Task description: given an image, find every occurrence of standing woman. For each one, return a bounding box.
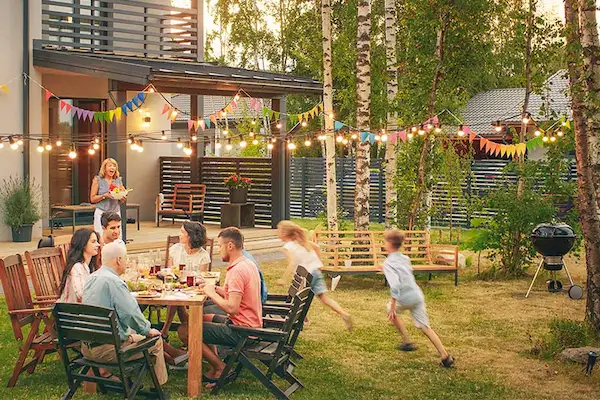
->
[90,158,126,235]
[58,228,100,303]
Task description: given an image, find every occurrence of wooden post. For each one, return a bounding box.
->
[271,97,289,227]
[107,84,128,241]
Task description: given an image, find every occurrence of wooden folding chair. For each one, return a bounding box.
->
[53,303,166,400]
[25,247,65,304]
[212,287,315,399]
[0,255,55,387]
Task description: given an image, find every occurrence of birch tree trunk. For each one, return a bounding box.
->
[354,0,372,231]
[573,0,600,331]
[578,0,600,204]
[322,0,338,231]
[384,0,398,229]
[407,9,451,230]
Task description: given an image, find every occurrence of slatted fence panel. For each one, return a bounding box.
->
[160,157,192,195]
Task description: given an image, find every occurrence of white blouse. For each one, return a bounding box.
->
[169,243,211,273]
[58,262,91,303]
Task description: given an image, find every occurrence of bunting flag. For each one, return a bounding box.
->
[469,132,476,143]
[115,107,122,121]
[0,84,8,94]
[64,103,72,114]
[108,110,115,122]
[44,89,53,102]
[209,114,217,125]
[162,104,171,115]
[398,131,407,143]
[187,120,194,131]
[199,119,206,130]
[334,121,344,131]
[204,118,211,129]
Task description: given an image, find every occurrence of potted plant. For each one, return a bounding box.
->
[0,176,42,242]
[224,174,252,204]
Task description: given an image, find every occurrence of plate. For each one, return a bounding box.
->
[132,291,161,298]
[202,272,219,278]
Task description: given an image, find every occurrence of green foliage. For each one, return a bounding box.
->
[0,176,42,229]
[530,319,599,360]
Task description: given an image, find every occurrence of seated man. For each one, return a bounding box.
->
[82,241,168,385]
[242,248,268,304]
[100,211,121,245]
[202,227,263,382]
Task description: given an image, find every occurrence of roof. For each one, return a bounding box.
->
[460,71,571,135]
[33,44,322,98]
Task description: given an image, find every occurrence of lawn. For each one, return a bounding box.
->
[0,252,598,399]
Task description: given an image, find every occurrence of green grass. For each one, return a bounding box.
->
[0,258,598,399]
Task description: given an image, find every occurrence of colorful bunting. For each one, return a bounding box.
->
[44,89,53,102]
[0,84,8,94]
[162,104,171,115]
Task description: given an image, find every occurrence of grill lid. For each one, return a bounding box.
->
[530,223,576,257]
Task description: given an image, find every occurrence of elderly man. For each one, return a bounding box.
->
[202,227,263,383]
[82,241,168,385]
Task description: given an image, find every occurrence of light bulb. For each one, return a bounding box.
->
[131,142,139,151]
[183,147,193,156]
[56,138,62,147]
[329,112,334,119]
[191,134,198,141]
[426,124,433,130]
[177,138,183,149]
[434,124,442,133]
[407,133,414,140]
[37,140,44,153]
[556,130,564,137]
[223,129,229,135]
[252,139,259,145]
[17,138,23,146]
[93,143,100,150]
[342,138,349,145]
[271,137,277,143]
[418,124,425,135]
[88,147,96,155]
[522,114,530,124]
[411,126,417,133]
[239,140,247,148]
[226,143,233,151]
[128,136,134,144]
[305,139,312,147]
[267,142,274,150]
[549,136,556,142]
[374,134,381,141]
[161,131,167,140]
[221,111,227,118]
[542,136,549,143]
[457,125,465,137]
[45,142,53,151]
[561,121,567,126]
[9,137,18,150]
[318,135,326,141]
[0,142,4,149]
[534,130,541,137]
[381,134,388,142]
[276,122,282,129]
[287,142,296,150]
[10,143,18,150]
[94,137,100,144]
[251,120,256,125]
[336,135,343,143]
[215,142,222,149]
[249,131,255,137]
[351,133,358,140]
[68,149,77,159]
[301,121,307,127]
[137,141,144,152]
[234,94,240,101]
[171,110,178,119]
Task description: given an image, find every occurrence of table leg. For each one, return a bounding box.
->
[187,304,203,397]
[72,211,76,233]
[137,207,140,230]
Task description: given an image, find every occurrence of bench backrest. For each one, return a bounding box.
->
[313,230,431,269]
[171,184,206,213]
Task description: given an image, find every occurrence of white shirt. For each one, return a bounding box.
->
[283,241,322,273]
[169,243,211,273]
[382,252,424,306]
[59,262,91,303]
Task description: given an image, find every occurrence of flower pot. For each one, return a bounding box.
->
[11,224,33,242]
[229,188,248,204]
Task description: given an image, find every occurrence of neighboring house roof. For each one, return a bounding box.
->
[171,95,272,122]
[460,70,571,135]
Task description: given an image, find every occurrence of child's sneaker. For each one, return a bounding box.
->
[342,314,353,331]
[399,342,417,351]
[441,354,455,368]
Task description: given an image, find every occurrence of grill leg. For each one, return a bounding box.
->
[526,259,544,298]
[563,261,575,286]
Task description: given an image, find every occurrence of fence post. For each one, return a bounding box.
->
[339,158,345,215]
[301,158,307,218]
[378,160,384,223]
[466,160,473,229]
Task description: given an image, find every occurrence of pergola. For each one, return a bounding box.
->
[33,45,323,238]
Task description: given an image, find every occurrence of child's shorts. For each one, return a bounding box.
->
[386,300,431,329]
[310,269,328,296]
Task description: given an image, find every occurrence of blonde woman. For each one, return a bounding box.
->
[90,158,126,235]
[277,220,353,331]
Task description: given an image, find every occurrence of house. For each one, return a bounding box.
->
[0,0,321,241]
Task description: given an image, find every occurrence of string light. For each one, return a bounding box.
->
[561,121,567,127]
[287,141,297,150]
[128,136,134,144]
[239,137,247,148]
[252,139,259,145]
[131,140,139,151]
[407,132,414,140]
[226,138,233,151]
[249,131,255,137]
[221,111,228,118]
[434,123,442,133]
[9,137,18,150]
[56,137,62,147]
[223,129,229,135]
[68,145,77,159]
[161,131,167,140]
[271,137,277,143]
[191,133,198,141]
[381,134,388,142]
[94,136,100,144]
[418,124,425,135]
[147,87,155,93]
[542,136,549,143]
[37,140,44,153]
[176,138,183,149]
[328,112,335,119]
[549,135,556,143]
[183,143,193,156]
[318,134,326,141]
[556,130,564,137]
[93,142,100,150]
[137,140,144,152]
[457,125,465,137]
[351,133,358,140]
[494,120,503,133]
[276,121,282,129]
[17,137,23,146]
[88,146,96,155]
[251,120,256,125]
[411,126,417,133]
[170,110,178,119]
[301,121,307,127]
[234,94,240,101]
[0,141,3,149]
[45,141,53,151]
[215,141,222,149]
[522,112,530,124]
[374,134,381,141]
[267,142,274,150]
[342,138,349,145]
[336,134,343,143]
[304,136,312,147]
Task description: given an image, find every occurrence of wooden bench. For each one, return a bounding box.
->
[314,230,460,286]
[156,184,206,226]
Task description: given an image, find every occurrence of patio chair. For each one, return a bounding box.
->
[25,247,66,304]
[212,287,315,399]
[53,302,167,400]
[0,255,55,387]
[156,183,206,226]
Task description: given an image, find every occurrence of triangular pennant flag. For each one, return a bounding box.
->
[0,84,8,94]
[334,121,344,131]
[289,114,297,125]
[500,144,507,158]
[205,118,212,128]
[250,98,256,110]
[225,104,233,114]
[137,92,146,103]
[132,96,140,108]
[231,100,238,109]
[65,103,72,114]
[463,126,471,136]
[469,132,476,143]
[369,133,376,143]
[126,101,134,112]
[209,114,217,125]
[93,113,100,123]
[319,103,324,112]
[108,110,115,122]
[565,120,572,129]
[360,131,369,142]
[121,104,128,116]
[274,111,280,121]
[484,139,493,153]
[267,109,274,120]
[59,100,67,111]
[262,107,269,117]
[44,89,53,102]
[199,120,205,130]
[115,107,122,120]
[188,120,194,131]
[399,131,407,143]
[193,120,199,131]
[297,114,303,122]
[479,137,488,151]
[89,111,96,122]
[75,107,82,119]
[517,143,527,156]
[162,104,171,115]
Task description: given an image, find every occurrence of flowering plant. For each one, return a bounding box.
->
[224,174,252,189]
[108,183,132,200]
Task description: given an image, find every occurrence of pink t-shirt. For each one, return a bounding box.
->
[224,256,263,328]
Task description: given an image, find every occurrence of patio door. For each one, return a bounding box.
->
[49,99,106,207]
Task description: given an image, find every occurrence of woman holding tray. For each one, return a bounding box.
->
[90,158,127,236]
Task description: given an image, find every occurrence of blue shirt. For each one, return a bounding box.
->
[242,249,268,304]
[82,265,150,340]
[382,252,424,306]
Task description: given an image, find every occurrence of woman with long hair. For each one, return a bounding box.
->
[90,158,126,235]
[59,228,100,303]
[277,220,353,331]
[168,221,211,272]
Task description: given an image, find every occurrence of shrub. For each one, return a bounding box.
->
[530,319,598,359]
[0,176,42,229]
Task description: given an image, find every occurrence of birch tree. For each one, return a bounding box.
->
[322,0,339,231]
[384,0,398,228]
[354,0,372,231]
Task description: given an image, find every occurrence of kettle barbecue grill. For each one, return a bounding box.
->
[525,223,582,298]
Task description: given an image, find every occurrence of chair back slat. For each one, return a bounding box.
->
[25,248,65,301]
[53,303,120,347]
[287,265,312,298]
[0,255,35,340]
[272,287,313,364]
